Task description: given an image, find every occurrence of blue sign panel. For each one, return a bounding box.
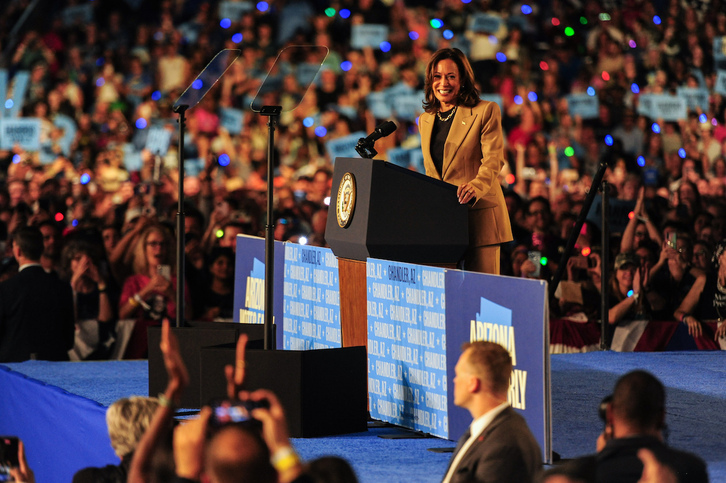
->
[326,131,366,161]
[366,92,393,120]
[367,259,448,438]
[351,24,389,49]
[282,244,341,350]
[145,125,172,156]
[219,107,244,134]
[233,235,285,348]
[392,91,424,122]
[637,94,687,121]
[566,93,599,119]
[0,118,41,150]
[676,87,709,112]
[444,270,550,460]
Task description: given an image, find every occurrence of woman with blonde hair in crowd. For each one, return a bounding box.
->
[118,223,190,359]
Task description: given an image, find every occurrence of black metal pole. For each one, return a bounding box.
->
[600,180,610,350]
[549,162,609,300]
[174,105,188,329]
[261,106,281,350]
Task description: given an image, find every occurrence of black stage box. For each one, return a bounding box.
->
[200,345,368,438]
[148,322,266,408]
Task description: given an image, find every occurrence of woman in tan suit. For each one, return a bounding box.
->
[419,48,512,274]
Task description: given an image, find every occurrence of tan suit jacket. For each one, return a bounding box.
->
[419,100,513,248]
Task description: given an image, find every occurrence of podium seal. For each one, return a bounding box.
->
[336,172,356,228]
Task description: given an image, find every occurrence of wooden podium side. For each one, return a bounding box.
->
[339,258,368,348]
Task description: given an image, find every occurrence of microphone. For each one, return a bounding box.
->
[362,121,397,144]
[356,121,397,159]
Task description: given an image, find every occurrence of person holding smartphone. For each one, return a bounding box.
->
[118,224,190,359]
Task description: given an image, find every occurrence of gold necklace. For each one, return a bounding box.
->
[437,106,457,122]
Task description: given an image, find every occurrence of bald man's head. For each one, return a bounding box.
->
[204,425,277,483]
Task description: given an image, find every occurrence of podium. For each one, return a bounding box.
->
[325,157,469,347]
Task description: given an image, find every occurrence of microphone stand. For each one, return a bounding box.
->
[260,106,281,350]
[173,104,187,328]
[548,162,611,350]
[355,139,376,159]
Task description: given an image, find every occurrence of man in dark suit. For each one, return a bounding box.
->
[442,341,542,483]
[589,370,708,483]
[0,226,74,362]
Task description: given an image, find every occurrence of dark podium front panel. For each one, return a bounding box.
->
[326,157,468,264]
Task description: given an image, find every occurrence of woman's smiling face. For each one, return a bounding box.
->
[432,59,461,111]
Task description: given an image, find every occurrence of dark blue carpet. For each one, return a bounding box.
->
[3,352,725,483]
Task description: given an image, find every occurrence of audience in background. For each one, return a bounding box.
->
[1,0,726,357]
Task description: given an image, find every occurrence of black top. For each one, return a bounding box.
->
[430,107,456,176]
[695,272,726,321]
[73,456,130,483]
[649,267,697,320]
[593,435,708,483]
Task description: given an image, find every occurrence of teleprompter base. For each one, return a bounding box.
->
[148,322,266,409]
[200,345,368,438]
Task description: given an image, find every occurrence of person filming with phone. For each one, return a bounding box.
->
[118,223,190,359]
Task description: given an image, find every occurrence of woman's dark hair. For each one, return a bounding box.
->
[422,48,480,113]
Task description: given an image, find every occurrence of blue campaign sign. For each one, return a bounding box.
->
[8,71,29,118]
[479,94,504,113]
[367,259,449,438]
[392,91,424,122]
[219,107,244,134]
[0,118,41,150]
[637,94,686,121]
[218,1,254,20]
[715,70,726,96]
[385,82,414,103]
[676,87,709,112]
[468,13,504,33]
[386,147,414,169]
[0,70,7,118]
[444,270,551,461]
[410,149,425,173]
[713,37,726,62]
[366,92,393,120]
[325,131,366,161]
[234,235,285,348]
[123,144,143,172]
[62,3,94,27]
[145,125,172,156]
[566,93,599,119]
[351,24,389,49]
[637,93,654,118]
[282,244,341,350]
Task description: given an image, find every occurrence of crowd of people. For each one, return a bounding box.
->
[1,1,722,481]
[5,325,708,483]
[2,0,726,353]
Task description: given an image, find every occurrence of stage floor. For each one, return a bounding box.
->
[2,351,725,483]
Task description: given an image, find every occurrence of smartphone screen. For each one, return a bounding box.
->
[0,436,19,480]
[157,265,171,280]
[527,251,542,278]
